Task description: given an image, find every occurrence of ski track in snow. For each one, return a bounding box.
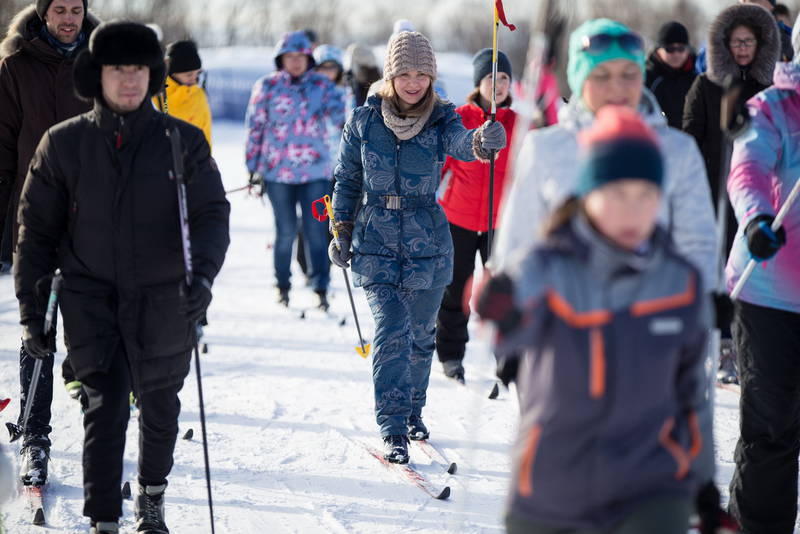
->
[0,120,796,533]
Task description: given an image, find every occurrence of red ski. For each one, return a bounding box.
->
[361,443,450,500]
[24,485,46,526]
[411,439,457,475]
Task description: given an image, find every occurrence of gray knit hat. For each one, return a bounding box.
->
[383,31,437,81]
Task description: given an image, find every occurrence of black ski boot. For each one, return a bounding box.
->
[407,416,429,441]
[276,287,290,307]
[315,289,330,311]
[90,521,119,534]
[383,435,410,464]
[442,360,465,385]
[135,483,169,533]
[19,443,49,486]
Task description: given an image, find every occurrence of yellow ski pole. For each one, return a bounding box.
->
[314,194,371,358]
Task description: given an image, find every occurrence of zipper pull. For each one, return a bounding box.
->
[115,117,125,149]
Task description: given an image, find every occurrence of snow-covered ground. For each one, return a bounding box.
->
[0,121,789,533]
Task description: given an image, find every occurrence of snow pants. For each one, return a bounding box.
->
[80,347,184,522]
[728,300,800,534]
[364,284,445,437]
[504,495,691,534]
[435,223,488,364]
[18,342,73,446]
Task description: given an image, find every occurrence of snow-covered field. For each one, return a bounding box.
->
[0,121,789,533]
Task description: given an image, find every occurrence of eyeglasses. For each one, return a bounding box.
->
[729,38,757,49]
[581,33,644,55]
[663,44,688,54]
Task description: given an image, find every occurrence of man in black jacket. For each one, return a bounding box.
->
[0,0,100,486]
[645,21,697,129]
[14,21,230,534]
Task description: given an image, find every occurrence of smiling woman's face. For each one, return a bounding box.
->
[392,70,432,108]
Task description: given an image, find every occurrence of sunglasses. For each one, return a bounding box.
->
[663,44,688,54]
[581,32,644,55]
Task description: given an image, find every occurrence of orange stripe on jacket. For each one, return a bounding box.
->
[590,327,605,398]
[518,424,542,497]
[631,274,696,317]
[659,417,691,480]
[547,291,611,328]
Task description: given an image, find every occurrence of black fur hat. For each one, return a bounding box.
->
[73,21,165,101]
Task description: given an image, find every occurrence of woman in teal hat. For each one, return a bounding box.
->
[491,17,728,533]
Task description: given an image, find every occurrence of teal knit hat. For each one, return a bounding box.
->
[567,18,646,97]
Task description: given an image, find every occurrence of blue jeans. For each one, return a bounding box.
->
[363,284,446,437]
[266,180,331,292]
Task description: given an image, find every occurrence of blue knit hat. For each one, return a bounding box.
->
[567,18,646,97]
[472,48,512,87]
[576,106,663,196]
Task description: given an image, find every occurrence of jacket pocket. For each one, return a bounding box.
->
[138,281,193,357]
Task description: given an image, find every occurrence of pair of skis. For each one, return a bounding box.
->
[360,438,457,501]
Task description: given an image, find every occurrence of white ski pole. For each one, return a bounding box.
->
[730,175,800,300]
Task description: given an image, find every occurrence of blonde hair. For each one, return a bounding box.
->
[378,76,440,118]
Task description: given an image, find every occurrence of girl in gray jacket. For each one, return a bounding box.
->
[479,106,713,534]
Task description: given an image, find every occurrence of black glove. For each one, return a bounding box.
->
[695,481,740,534]
[745,214,786,261]
[248,172,265,196]
[480,120,507,151]
[713,293,734,331]
[328,221,353,269]
[475,273,522,335]
[496,353,520,387]
[21,320,53,359]
[185,276,213,323]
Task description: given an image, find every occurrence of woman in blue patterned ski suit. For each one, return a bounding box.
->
[330,31,507,463]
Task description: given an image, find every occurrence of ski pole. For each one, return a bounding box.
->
[168,126,216,534]
[312,194,371,358]
[730,174,800,300]
[487,0,500,258]
[8,271,62,443]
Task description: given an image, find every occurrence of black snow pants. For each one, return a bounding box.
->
[81,345,185,522]
[18,343,79,447]
[435,223,489,364]
[728,300,800,534]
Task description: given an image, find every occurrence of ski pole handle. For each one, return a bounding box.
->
[44,271,63,335]
[316,194,345,249]
[730,175,800,300]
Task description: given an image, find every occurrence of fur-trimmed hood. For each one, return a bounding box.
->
[0,5,100,60]
[707,3,779,86]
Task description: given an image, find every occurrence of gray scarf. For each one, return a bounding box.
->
[381,98,434,141]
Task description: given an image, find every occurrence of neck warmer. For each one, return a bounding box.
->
[40,24,85,58]
[380,97,434,141]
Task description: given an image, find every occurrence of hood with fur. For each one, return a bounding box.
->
[707,3,779,86]
[0,5,100,60]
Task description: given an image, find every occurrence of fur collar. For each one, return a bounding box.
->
[707,3,779,86]
[0,5,100,60]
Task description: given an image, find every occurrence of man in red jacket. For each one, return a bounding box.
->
[436,48,517,383]
[0,0,98,486]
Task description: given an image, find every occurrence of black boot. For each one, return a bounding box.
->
[382,435,409,464]
[276,287,290,307]
[19,443,49,486]
[90,521,119,534]
[407,416,429,441]
[315,289,329,311]
[442,360,465,384]
[135,483,169,533]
